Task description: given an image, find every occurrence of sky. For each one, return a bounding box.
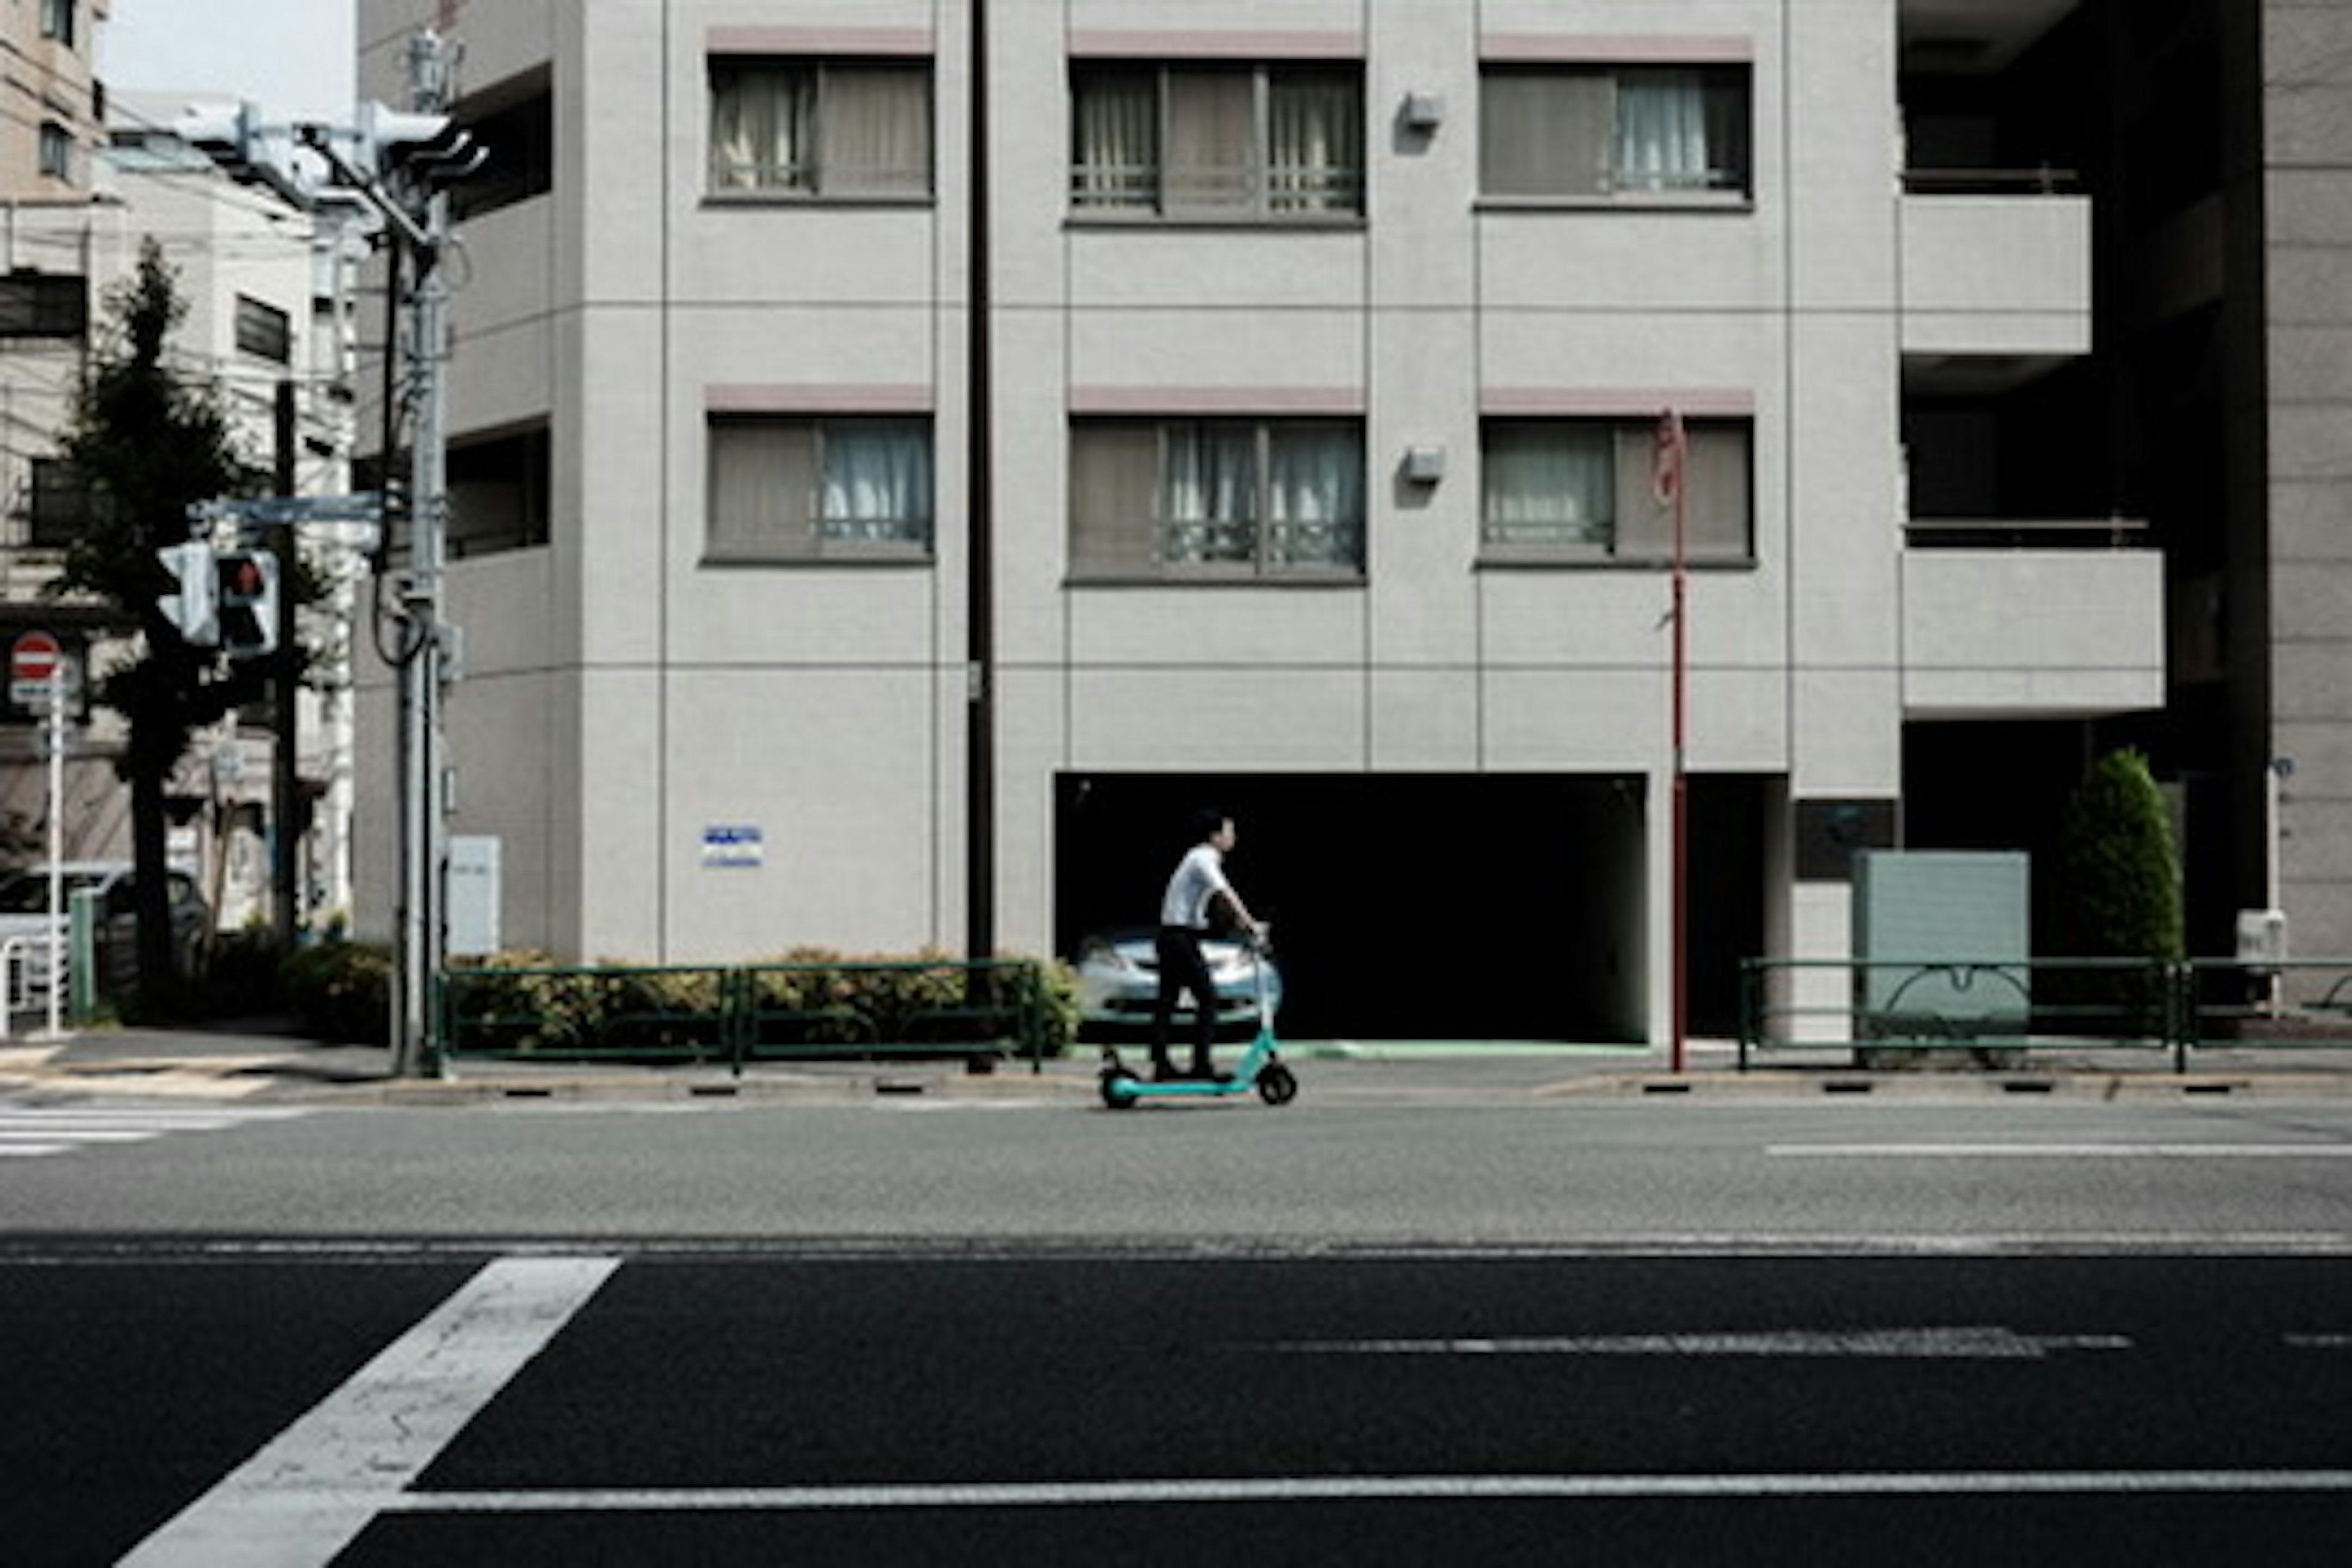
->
[102,0,358,126]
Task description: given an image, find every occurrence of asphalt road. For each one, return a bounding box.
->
[3,1091,2349,1562]
[6,1248,2349,1564]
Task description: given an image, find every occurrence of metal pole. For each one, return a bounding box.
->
[392,31,456,1077]
[43,668,62,1038]
[273,379,301,948]
[965,0,995,963]
[1668,412,1689,1076]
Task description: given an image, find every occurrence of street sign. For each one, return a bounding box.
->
[10,630,61,684]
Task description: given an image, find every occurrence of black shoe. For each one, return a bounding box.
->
[1188,1063,1232,1084]
[1152,1061,1185,1082]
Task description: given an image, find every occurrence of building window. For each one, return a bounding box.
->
[453,72,554,221]
[40,0,74,48]
[449,424,552,558]
[37,121,73,183]
[0,271,86,337]
[1481,418,1752,562]
[25,458,102,548]
[235,295,292,364]
[1070,419,1365,581]
[708,60,932,198]
[707,417,933,560]
[1481,66,1751,200]
[1071,64,1363,219]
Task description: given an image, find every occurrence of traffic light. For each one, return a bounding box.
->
[215,549,280,659]
[156,541,218,647]
[354,101,486,188]
[173,100,306,203]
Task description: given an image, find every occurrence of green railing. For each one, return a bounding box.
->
[1737,956,2352,1072]
[433,957,1066,1077]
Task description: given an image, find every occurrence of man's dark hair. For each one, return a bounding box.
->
[1189,807,1229,842]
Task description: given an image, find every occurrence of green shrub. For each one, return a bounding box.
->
[2048,748,2183,1035]
[280,940,392,1044]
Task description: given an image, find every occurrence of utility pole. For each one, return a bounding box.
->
[178,33,483,1077]
[272,379,300,946]
[385,29,462,1078]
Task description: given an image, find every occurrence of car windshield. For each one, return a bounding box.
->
[0,871,109,913]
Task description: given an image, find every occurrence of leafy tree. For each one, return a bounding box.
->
[2049,747,2184,1035]
[45,239,270,1013]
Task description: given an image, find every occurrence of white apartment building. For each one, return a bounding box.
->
[355,0,2162,1043]
[0,2,355,937]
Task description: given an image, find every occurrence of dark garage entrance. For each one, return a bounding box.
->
[1055,774,1657,1042]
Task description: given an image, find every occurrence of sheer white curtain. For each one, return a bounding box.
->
[1268,74,1362,213]
[1483,424,1613,546]
[710,66,815,192]
[825,67,931,196]
[1072,71,1158,209]
[1267,426,1364,565]
[820,423,931,545]
[1161,423,1258,562]
[1616,70,1717,192]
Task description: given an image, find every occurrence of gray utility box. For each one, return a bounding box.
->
[1852,850,2031,1042]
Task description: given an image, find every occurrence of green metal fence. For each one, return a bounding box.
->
[434,957,1065,1077]
[1738,956,2352,1072]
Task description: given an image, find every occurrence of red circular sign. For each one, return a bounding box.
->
[10,630,61,683]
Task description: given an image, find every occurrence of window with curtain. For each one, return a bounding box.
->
[709,59,932,198]
[708,417,933,560]
[1071,64,1363,219]
[1480,418,1753,562]
[1481,65,1750,200]
[1071,419,1364,581]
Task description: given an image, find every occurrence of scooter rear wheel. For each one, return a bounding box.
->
[1099,1067,1140,1110]
[1255,1063,1298,1106]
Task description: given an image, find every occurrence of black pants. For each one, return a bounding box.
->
[1151,926,1219,1065]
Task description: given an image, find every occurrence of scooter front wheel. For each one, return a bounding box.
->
[1099,1067,1140,1110]
[1255,1063,1298,1106]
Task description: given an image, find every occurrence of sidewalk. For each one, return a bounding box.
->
[6,1020,2352,1104]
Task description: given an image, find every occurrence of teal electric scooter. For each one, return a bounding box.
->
[1098,929,1298,1110]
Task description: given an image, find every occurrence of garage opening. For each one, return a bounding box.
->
[1055,774,1650,1042]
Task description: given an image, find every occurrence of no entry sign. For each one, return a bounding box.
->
[10,630,61,684]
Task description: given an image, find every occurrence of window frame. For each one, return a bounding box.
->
[1478,416,1755,567]
[1069,61,1366,223]
[705,414,936,565]
[234,295,293,364]
[40,0,74,48]
[1069,417,1368,585]
[0,271,86,338]
[37,121,73,183]
[1479,62,1752,206]
[706,57,935,203]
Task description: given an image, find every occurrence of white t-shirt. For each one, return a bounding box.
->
[1160,843,1232,929]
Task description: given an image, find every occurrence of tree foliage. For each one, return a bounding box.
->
[45,239,266,1011]
[2052,747,2184,962]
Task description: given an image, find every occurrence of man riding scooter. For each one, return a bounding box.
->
[1149,809,1262,1083]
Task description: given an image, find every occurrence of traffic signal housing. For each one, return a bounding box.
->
[156,540,219,647]
[215,549,280,659]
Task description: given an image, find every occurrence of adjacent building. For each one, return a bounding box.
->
[0,0,356,936]
[352,0,2247,1043]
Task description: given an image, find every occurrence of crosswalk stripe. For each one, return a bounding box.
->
[0,1106,306,1160]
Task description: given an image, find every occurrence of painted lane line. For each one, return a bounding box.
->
[1264,1328,2130,1360]
[120,1254,620,1568]
[386,1470,2352,1513]
[1767,1144,2352,1159]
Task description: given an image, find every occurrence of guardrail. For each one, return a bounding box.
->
[1738,957,2352,1072]
[433,957,1066,1077]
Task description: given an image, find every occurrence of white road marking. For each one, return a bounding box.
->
[0,1106,305,1161]
[384,1470,2352,1513]
[1266,1328,2130,1359]
[1768,1144,2352,1159]
[120,1254,619,1568]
